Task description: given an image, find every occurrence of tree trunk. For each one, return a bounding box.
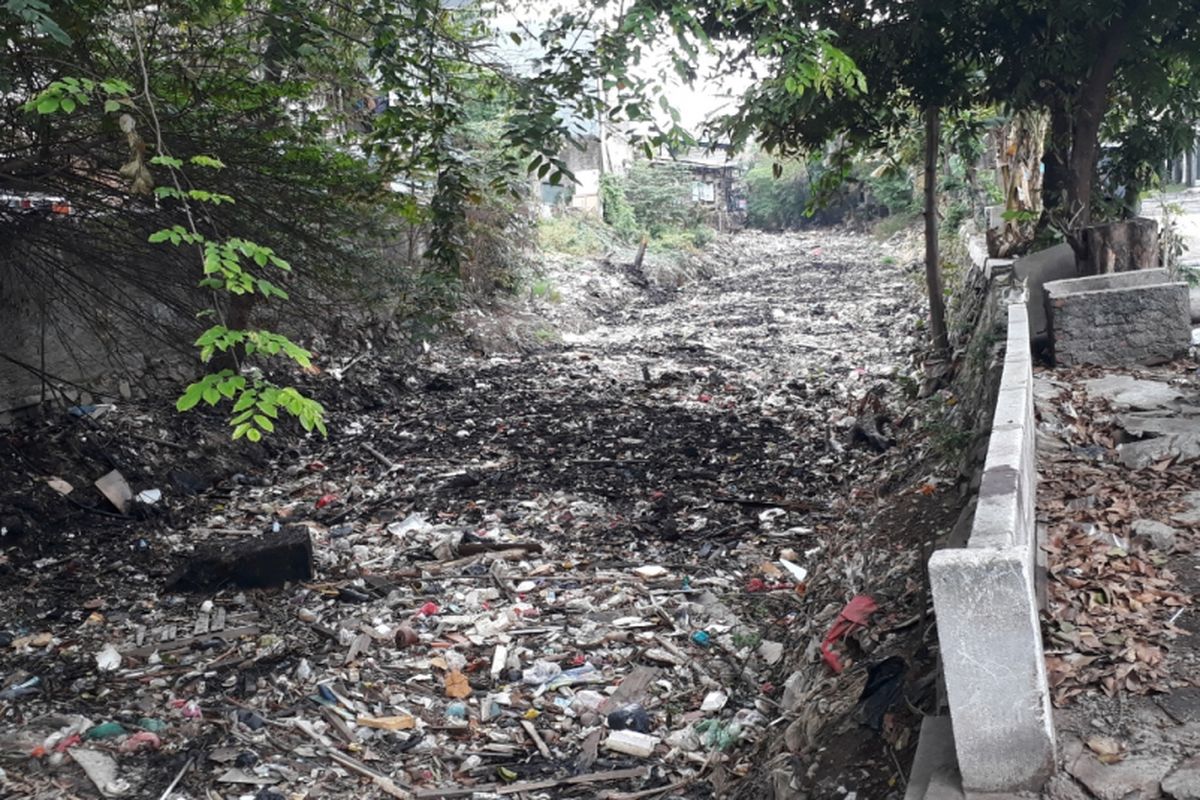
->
[1080,217,1159,275]
[1039,93,1071,234]
[992,109,1047,257]
[1064,7,1137,257]
[924,104,949,356]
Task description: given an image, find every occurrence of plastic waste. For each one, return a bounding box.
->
[119,732,161,753]
[695,718,743,750]
[95,643,121,672]
[854,656,906,731]
[606,703,651,733]
[83,722,126,740]
[700,690,728,712]
[603,729,659,757]
[821,595,878,673]
[0,676,40,700]
[521,660,562,686]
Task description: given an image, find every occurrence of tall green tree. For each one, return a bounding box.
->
[617,0,986,356]
[982,0,1200,239]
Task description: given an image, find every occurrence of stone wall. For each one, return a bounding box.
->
[928,301,1057,794]
[1044,269,1190,366]
[0,260,165,421]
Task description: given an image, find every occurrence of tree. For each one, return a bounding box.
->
[982,0,1200,242]
[614,0,985,356]
[0,0,622,432]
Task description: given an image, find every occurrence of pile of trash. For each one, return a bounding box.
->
[1,230,951,799]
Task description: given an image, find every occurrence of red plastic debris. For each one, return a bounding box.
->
[54,733,81,753]
[746,578,792,593]
[697,393,712,403]
[315,493,338,509]
[119,732,162,753]
[417,601,439,617]
[820,595,878,673]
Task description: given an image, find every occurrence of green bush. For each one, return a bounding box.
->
[866,171,917,215]
[743,160,812,229]
[623,160,701,237]
[649,225,713,253]
[600,174,639,241]
[537,213,612,256]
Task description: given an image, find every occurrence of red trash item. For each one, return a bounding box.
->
[746,578,792,593]
[417,601,439,617]
[315,493,338,509]
[820,595,878,673]
[120,732,162,753]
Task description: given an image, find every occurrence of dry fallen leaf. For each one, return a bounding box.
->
[444,670,472,698]
[1085,735,1125,763]
[357,715,415,731]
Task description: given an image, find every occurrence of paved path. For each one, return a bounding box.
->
[1142,187,1200,268]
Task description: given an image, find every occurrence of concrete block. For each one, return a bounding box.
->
[1012,244,1078,343]
[1044,271,1190,367]
[906,716,959,800]
[991,384,1031,430]
[1047,268,1171,293]
[1004,303,1033,369]
[166,524,314,591]
[986,258,1015,280]
[972,426,1034,550]
[929,546,1056,793]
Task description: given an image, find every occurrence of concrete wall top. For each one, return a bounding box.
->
[969,302,1035,551]
[1045,267,1177,297]
[928,298,1056,793]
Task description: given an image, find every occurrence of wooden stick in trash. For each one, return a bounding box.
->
[293,718,410,798]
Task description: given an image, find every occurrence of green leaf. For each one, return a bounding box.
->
[36,97,59,114]
[254,415,275,432]
[176,383,204,411]
[150,155,183,168]
[232,392,256,412]
[217,379,238,399]
[190,155,226,169]
[232,422,251,440]
[148,230,172,243]
[202,385,221,405]
[246,427,262,443]
[103,99,120,113]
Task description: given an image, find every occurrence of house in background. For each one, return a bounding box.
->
[652,143,745,230]
[538,124,634,216]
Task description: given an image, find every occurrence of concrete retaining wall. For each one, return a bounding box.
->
[1012,243,1077,345]
[1044,268,1190,366]
[928,302,1056,795]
